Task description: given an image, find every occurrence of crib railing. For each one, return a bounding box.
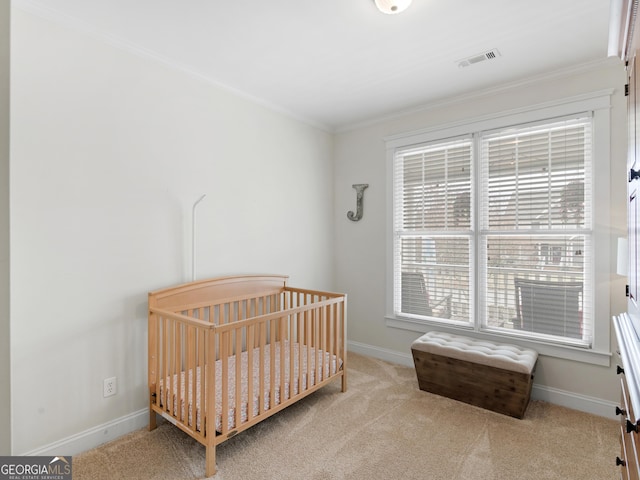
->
[148,286,346,447]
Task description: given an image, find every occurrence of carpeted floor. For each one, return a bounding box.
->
[73,352,619,480]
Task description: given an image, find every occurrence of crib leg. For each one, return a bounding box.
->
[341,371,347,392]
[205,445,216,477]
[149,408,157,431]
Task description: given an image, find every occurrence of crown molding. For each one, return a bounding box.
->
[336,57,623,134]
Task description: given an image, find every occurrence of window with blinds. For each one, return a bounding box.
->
[480,116,592,345]
[393,137,474,325]
[393,114,593,346]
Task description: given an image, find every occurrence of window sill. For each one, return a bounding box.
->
[385,314,612,367]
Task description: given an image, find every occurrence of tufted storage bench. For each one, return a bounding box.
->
[411,331,538,419]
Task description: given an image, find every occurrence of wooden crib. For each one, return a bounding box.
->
[147,274,347,477]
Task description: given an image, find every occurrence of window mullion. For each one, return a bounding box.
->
[472,133,480,332]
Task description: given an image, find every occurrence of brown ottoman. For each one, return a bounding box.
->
[411,331,538,419]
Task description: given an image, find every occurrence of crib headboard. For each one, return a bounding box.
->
[149,274,289,311]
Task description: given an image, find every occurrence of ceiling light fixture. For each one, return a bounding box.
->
[374,0,412,15]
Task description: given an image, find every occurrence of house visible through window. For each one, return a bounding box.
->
[392,114,593,347]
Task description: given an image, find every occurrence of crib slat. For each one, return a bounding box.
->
[340,299,347,392]
[328,304,334,377]
[235,328,242,429]
[246,324,254,422]
[153,315,160,412]
[205,326,216,442]
[297,295,303,393]
[191,327,204,431]
[199,324,206,433]
[314,306,325,383]
[187,325,196,429]
[279,315,286,402]
[161,316,166,413]
[325,305,332,377]
[269,318,276,409]
[326,303,331,378]
[320,304,327,381]
[305,301,311,392]
[289,313,294,400]
[176,323,183,422]
[332,303,337,358]
[220,330,229,435]
[283,291,292,401]
[315,305,320,382]
[174,320,179,418]
[316,304,321,382]
[259,322,266,415]
[164,317,171,415]
[169,319,176,417]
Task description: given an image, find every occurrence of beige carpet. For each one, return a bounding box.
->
[74,352,619,480]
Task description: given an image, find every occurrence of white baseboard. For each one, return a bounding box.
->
[348,340,414,367]
[20,408,148,456]
[347,340,618,420]
[531,384,617,419]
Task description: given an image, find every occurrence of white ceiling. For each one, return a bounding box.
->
[15,0,615,131]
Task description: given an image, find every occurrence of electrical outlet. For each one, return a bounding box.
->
[103,377,117,398]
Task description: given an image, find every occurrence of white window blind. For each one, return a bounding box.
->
[392,114,593,346]
[393,137,473,325]
[480,115,592,345]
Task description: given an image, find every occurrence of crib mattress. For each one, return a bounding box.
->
[158,341,340,433]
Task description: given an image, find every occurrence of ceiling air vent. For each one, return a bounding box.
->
[457,49,501,68]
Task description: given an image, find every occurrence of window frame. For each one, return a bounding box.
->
[384,90,613,366]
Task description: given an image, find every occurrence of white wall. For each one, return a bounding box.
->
[10,9,334,454]
[333,61,628,408]
[0,0,11,455]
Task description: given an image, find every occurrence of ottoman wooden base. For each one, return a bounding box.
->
[411,332,537,419]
